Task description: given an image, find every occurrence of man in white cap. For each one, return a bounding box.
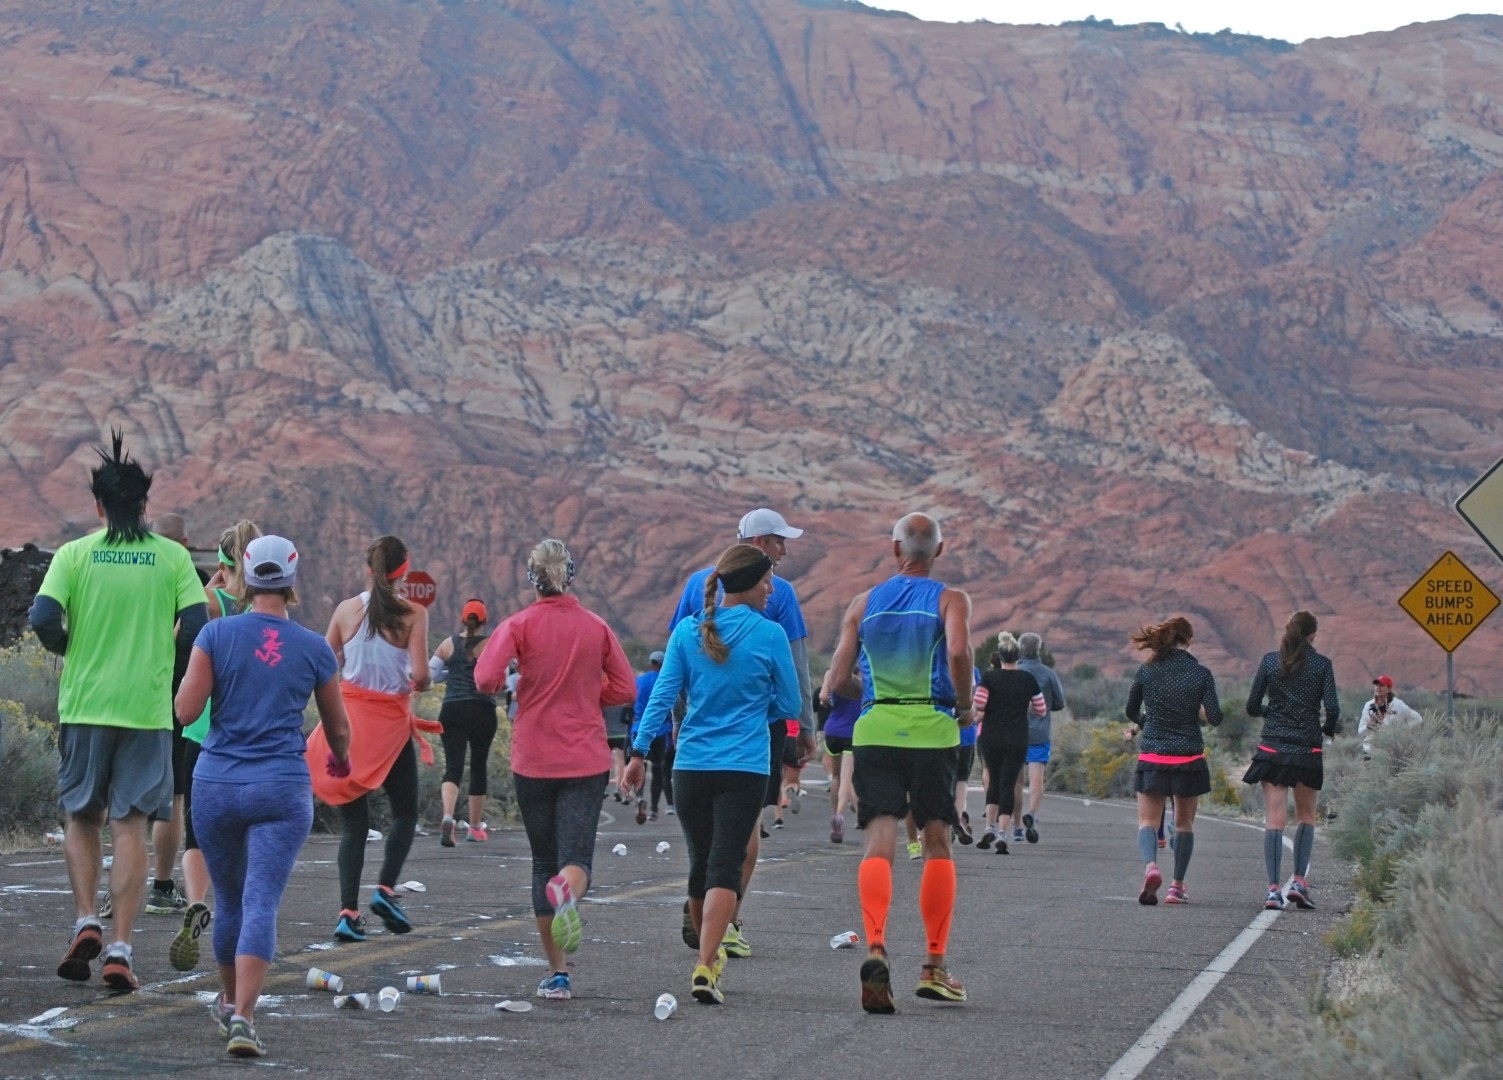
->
[664,507,817,958]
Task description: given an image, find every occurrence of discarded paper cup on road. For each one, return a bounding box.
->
[333,993,371,1010]
[655,841,670,853]
[377,986,401,1012]
[612,843,628,856]
[307,967,345,993]
[366,829,383,842]
[654,992,677,1020]
[494,999,534,1013]
[829,931,860,949]
[406,973,443,995]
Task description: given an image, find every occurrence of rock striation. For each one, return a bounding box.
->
[1,1,1502,694]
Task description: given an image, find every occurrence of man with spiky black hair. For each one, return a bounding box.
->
[29,429,208,991]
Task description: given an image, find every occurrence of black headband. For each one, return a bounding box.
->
[718,554,774,595]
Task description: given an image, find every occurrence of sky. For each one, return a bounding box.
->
[873,2,1503,44]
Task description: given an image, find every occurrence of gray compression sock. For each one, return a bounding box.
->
[1264,829,1283,885]
[1171,831,1195,882]
[1294,822,1315,878]
[1137,825,1158,864]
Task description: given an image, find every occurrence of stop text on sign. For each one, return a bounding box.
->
[401,570,437,608]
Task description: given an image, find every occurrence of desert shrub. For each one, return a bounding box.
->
[1191,711,1503,1078]
[0,700,61,834]
[1063,669,1134,721]
[1048,718,1136,799]
[0,639,62,727]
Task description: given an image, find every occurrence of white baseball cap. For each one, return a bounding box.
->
[649,650,666,664]
[242,535,299,588]
[738,508,803,540]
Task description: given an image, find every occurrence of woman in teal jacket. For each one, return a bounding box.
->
[624,543,801,1006]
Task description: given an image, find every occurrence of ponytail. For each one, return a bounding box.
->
[218,520,263,607]
[462,613,484,662]
[1129,616,1194,663]
[700,569,728,663]
[996,631,1021,663]
[697,543,769,664]
[364,535,411,640]
[1279,610,1318,678]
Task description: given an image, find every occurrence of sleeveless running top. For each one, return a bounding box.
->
[853,575,959,749]
[442,632,495,705]
[340,591,412,695]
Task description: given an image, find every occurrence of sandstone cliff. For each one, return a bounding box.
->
[2,1,1501,694]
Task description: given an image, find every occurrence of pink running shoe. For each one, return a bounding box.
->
[1138,865,1163,906]
[1164,884,1189,905]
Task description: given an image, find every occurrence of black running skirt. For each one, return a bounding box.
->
[1134,758,1211,798]
[1242,748,1323,791]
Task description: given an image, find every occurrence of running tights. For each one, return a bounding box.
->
[514,771,607,915]
[193,778,312,963]
[338,739,418,911]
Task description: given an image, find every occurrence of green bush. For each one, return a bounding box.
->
[0,700,60,834]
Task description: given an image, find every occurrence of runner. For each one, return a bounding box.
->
[1123,616,1222,906]
[1016,632,1066,845]
[428,599,499,846]
[1244,610,1340,911]
[168,519,262,971]
[973,635,1045,855]
[632,650,675,821]
[143,513,209,923]
[822,677,860,844]
[310,535,432,942]
[474,538,636,1000]
[173,535,351,1058]
[668,507,815,960]
[29,431,207,991]
[822,512,974,1013]
[625,543,801,1005]
[952,665,979,846]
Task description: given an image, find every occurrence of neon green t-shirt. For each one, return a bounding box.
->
[38,529,205,730]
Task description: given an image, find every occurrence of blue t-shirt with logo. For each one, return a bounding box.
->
[192,613,339,784]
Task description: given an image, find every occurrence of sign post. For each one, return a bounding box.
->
[401,570,437,609]
[1396,551,1499,723]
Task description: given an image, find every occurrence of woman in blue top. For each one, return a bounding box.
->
[174,536,351,1060]
[624,544,801,1006]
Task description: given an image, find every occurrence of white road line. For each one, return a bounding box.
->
[1041,794,1302,1080]
[1099,909,1281,1080]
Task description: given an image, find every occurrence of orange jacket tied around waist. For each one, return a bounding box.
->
[307,681,441,806]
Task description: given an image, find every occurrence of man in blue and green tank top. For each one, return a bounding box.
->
[821,512,974,1015]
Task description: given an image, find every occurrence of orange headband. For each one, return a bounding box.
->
[386,558,410,580]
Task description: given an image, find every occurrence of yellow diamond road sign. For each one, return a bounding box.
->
[1398,551,1500,653]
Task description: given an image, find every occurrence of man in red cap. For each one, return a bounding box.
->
[1356,675,1422,757]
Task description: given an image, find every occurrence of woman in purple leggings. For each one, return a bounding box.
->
[174,535,351,1059]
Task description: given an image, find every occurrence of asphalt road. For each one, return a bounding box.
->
[0,779,1345,1079]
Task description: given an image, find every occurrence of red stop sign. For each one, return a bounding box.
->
[401,570,437,608]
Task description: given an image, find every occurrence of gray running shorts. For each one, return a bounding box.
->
[58,724,174,822]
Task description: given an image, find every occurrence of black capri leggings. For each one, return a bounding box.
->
[672,769,766,899]
[979,738,1028,815]
[513,771,607,916]
[438,698,499,795]
[338,738,419,911]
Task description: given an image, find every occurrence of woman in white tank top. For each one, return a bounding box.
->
[315,535,431,944]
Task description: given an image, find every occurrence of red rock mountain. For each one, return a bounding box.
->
[3,0,1502,694]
